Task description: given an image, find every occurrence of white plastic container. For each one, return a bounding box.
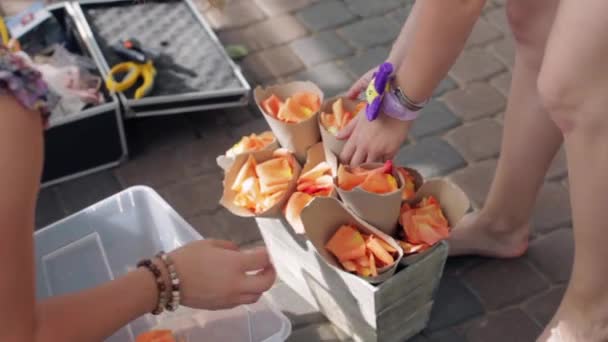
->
[34,186,291,342]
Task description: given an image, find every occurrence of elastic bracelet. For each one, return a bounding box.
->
[156,251,181,311]
[137,259,168,315]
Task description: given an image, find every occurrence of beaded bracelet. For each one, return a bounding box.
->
[137,259,168,315]
[156,251,181,311]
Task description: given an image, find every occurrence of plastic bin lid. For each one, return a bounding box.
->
[34,186,291,342]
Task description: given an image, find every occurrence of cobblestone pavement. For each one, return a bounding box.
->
[31,0,572,341]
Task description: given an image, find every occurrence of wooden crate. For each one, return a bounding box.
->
[257,218,448,342]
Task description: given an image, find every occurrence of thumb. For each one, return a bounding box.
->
[209,239,240,251]
[336,115,359,140]
[346,76,368,100]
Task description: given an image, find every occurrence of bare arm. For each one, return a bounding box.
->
[340,0,486,165]
[0,95,160,342]
[387,1,422,66]
[395,0,486,102]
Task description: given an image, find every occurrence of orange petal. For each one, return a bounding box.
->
[337,165,366,191]
[136,330,176,342]
[356,265,372,277]
[355,255,370,267]
[299,161,332,182]
[332,98,345,128]
[231,155,257,192]
[256,157,293,192]
[366,236,395,266]
[369,252,378,277]
[359,173,396,194]
[376,238,397,254]
[292,91,320,114]
[278,98,314,123]
[341,260,357,272]
[284,192,314,233]
[325,225,367,262]
[412,215,449,246]
[262,94,283,117]
[398,241,429,255]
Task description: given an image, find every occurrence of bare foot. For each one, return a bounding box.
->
[448,211,530,258]
[537,305,608,341]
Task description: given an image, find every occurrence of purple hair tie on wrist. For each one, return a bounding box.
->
[364,62,393,121]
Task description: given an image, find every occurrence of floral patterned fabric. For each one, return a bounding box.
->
[0,45,55,120]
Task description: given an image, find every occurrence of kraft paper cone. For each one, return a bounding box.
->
[285,142,337,234]
[219,149,302,218]
[400,179,471,265]
[336,163,405,236]
[318,96,363,157]
[301,196,403,284]
[254,81,324,163]
[216,134,279,172]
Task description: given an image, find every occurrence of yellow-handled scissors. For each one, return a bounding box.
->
[105,39,157,100]
[106,60,156,100]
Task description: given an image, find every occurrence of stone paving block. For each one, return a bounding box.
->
[56,171,123,214]
[344,0,402,17]
[267,282,327,328]
[464,259,549,310]
[341,46,390,78]
[290,31,354,67]
[427,328,468,342]
[293,62,354,98]
[484,7,509,34]
[221,106,257,126]
[230,117,272,139]
[449,48,505,84]
[466,18,503,47]
[242,45,305,82]
[410,100,462,139]
[523,286,566,327]
[204,1,266,30]
[240,15,308,51]
[446,119,503,162]
[449,159,497,208]
[443,82,506,121]
[36,187,66,229]
[296,0,355,31]
[205,207,262,246]
[433,78,458,98]
[427,276,484,332]
[254,0,314,16]
[158,173,223,217]
[115,147,190,189]
[180,132,235,175]
[488,37,515,69]
[533,182,571,234]
[526,228,573,284]
[288,323,350,342]
[546,147,568,180]
[443,256,485,277]
[490,71,511,96]
[386,0,414,23]
[338,16,401,49]
[466,309,542,342]
[395,137,467,178]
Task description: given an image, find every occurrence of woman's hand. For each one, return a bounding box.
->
[346,67,376,100]
[337,112,412,166]
[170,239,276,310]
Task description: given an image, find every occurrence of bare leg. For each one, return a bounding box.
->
[536,0,608,339]
[448,0,563,257]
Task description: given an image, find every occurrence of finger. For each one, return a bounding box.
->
[365,150,382,164]
[236,293,262,305]
[350,148,367,167]
[240,266,276,294]
[335,115,358,140]
[340,137,356,165]
[209,240,239,251]
[346,79,365,99]
[238,247,271,272]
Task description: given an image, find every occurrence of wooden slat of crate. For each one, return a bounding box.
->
[257,218,447,342]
